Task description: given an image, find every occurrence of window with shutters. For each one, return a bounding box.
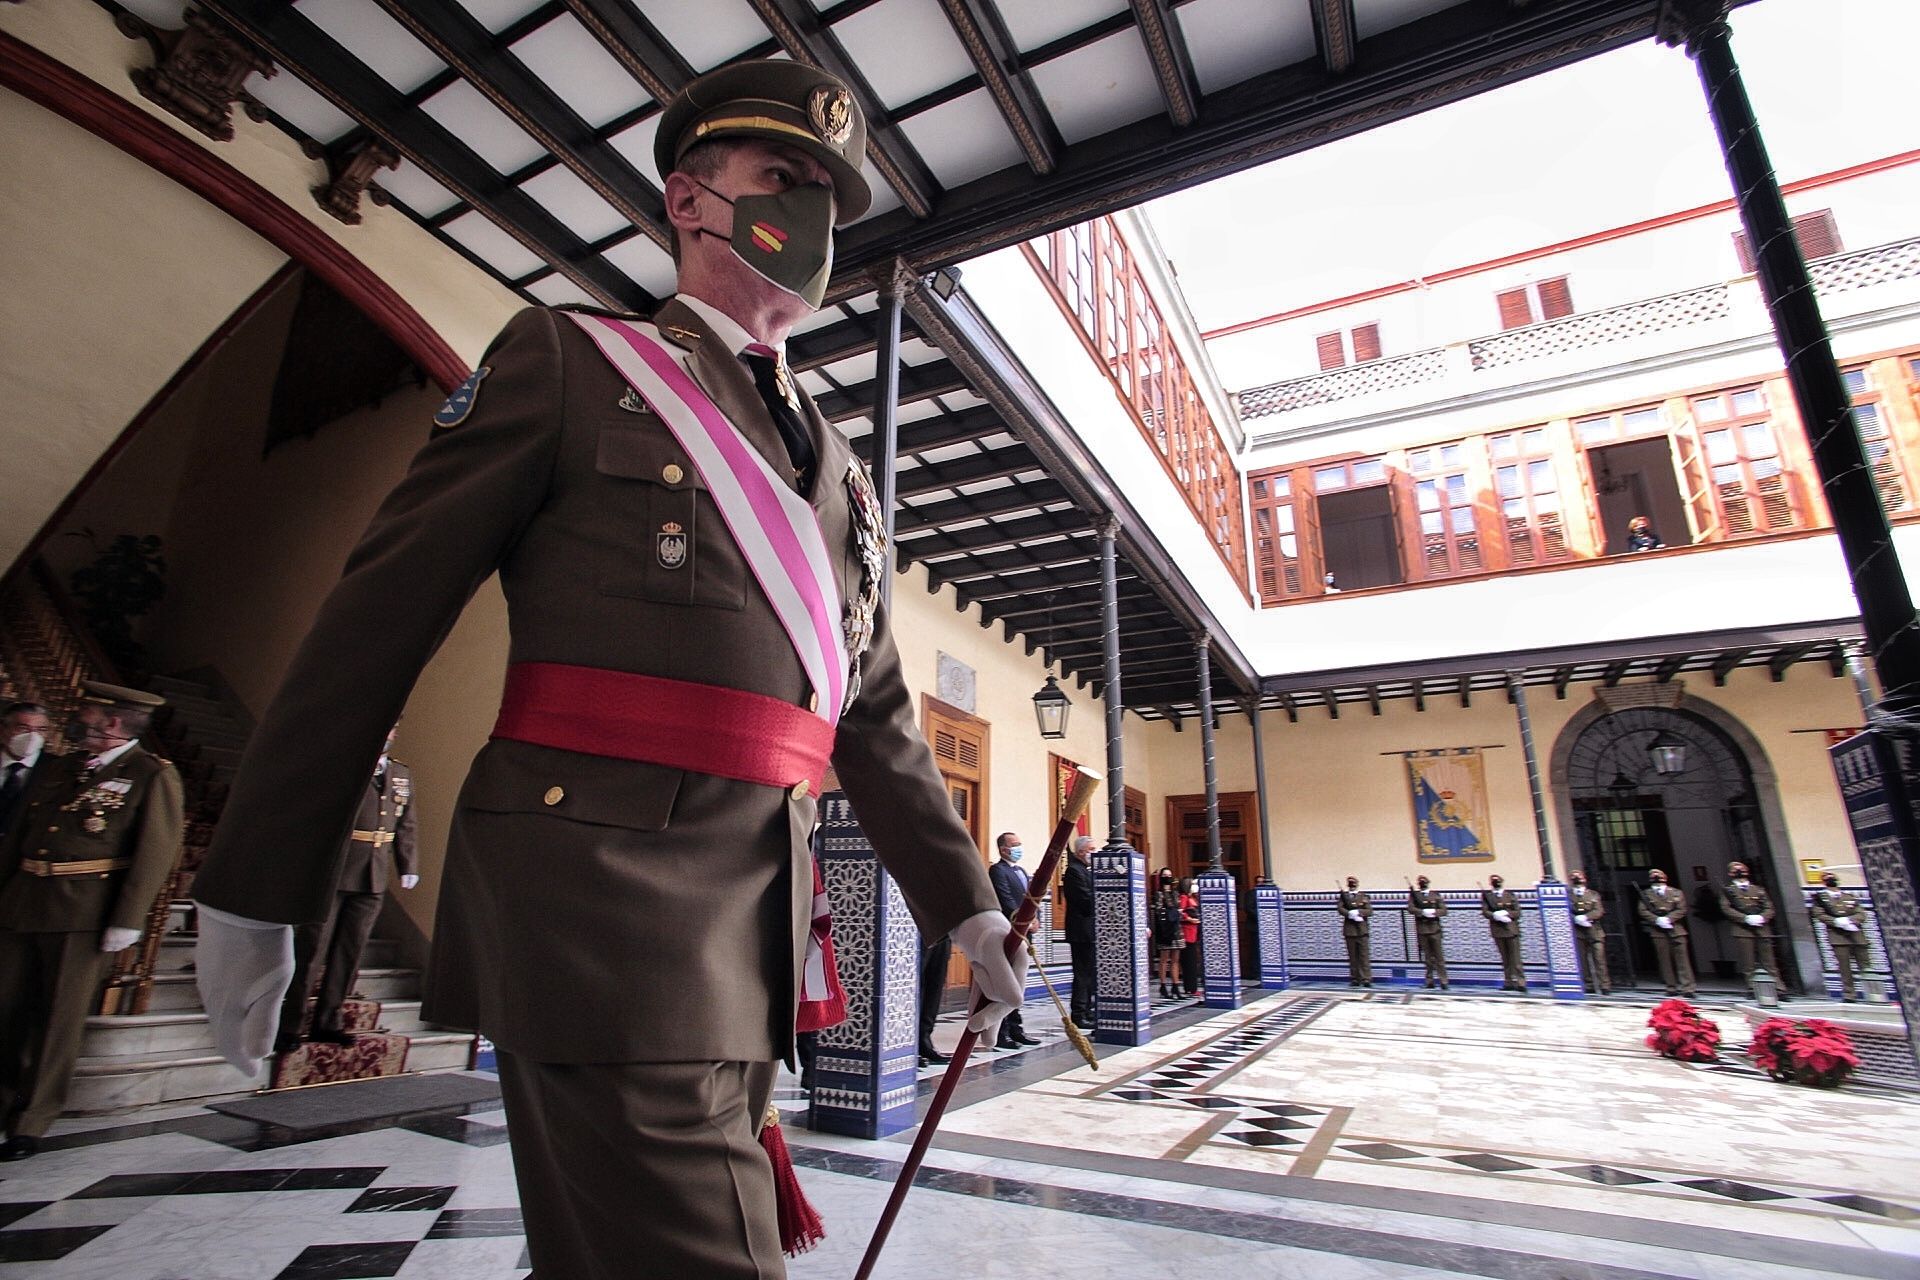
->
[1490,428,1571,566]
[1494,277,1574,330]
[1574,406,1666,445]
[1691,386,1802,536]
[1732,209,1841,274]
[1844,365,1913,515]
[1249,468,1306,603]
[1314,323,1382,370]
[1407,442,1481,577]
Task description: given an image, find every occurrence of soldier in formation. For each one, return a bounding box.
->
[1337,876,1372,988]
[1809,870,1871,1002]
[1638,868,1695,997]
[1407,874,1449,989]
[1480,874,1526,992]
[1569,869,1609,996]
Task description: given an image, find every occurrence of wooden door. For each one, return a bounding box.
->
[1124,785,1148,858]
[1164,791,1262,892]
[925,696,990,988]
[1667,400,1721,543]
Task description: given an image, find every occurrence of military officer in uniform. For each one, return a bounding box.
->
[1809,871,1871,1001]
[275,727,418,1051]
[1481,874,1526,991]
[1637,869,1695,996]
[1407,875,1448,989]
[1337,876,1372,988]
[1718,861,1777,996]
[0,682,183,1161]
[1569,869,1609,996]
[190,61,1018,1280]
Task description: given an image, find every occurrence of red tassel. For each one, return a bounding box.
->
[760,1108,825,1256]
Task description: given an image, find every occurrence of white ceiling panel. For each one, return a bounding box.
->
[897,337,943,366]
[1031,27,1165,145]
[788,307,847,337]
[442,210,546,278]
[821,352,878,386]
[608,115,667,187]
[420,79,547,174]
[454,0,545,33]
[511,15,652,128]
[1181,0,1318,95]
[294,0,444,93]
[644,0,772,73]
[525,273,598,307]
[244,69,355,143]
[940,388,986,411]
[796,369,834,397]
[374,158,461,218]
[518,166,630,243]
[896,398,943,424]
[897,88,1023,191]
[830,0,974,110]
[602,235,678,297]
[1356,0,1457,41]
[998,0,1127,55]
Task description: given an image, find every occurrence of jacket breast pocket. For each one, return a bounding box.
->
[595,425,748,610]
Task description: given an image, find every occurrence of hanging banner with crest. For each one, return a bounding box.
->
[1406,748,1494,862]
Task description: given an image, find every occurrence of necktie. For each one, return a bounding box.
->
[740,346,816,490]
[0,761,24,809]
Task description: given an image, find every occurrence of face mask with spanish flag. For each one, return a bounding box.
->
[698,180,836,309]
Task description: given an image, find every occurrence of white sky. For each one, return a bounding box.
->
[1145,0,1920,385]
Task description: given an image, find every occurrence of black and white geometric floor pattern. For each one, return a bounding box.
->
[1130,996,1332,1094]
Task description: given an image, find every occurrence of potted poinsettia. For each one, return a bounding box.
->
[1646,998,1720,1062]
[1748,1017,1860,1088]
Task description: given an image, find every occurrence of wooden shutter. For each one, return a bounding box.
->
[1315,331,1346,370]
[1295,465,1325,596]
[1668,406,1721,543]
[1496,287,1533,330]
[1536,277,1574,320]
[1351,323,1381,363]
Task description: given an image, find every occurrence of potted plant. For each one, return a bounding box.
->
[1747,1017,1859,1088]
[1646,998,1720,1062]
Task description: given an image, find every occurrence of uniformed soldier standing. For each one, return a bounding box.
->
[1718,860,1777,996]
[1338,876,1372,988]
[1480,874,1526,991]
[0,682,183,1161]
[1569,869,1609,996]
[1407,875,1448,989]
[1809,871,1871,1001]
[189,60,1018,1280]
[1637,869,1695,996]
[275,726,418,1051]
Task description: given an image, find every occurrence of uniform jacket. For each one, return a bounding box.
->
[990,858,1030,919]
[1062,857,1095,945]
[191,301,998,1064]
[1719,882,1774,937]
[1810,888,1869,947]
[1480,888,1521,938]
[1337,889,1372,938]
[1637,884,1689,935]
[0,746,184,935]
[337,761,419,896]
[1571,887,1605,933]
[1407,888,1446,936]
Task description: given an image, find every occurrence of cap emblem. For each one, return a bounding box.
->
[808,85,854,147]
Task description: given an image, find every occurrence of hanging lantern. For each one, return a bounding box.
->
[1647,731,1687,776]
[1032,674,1070,740]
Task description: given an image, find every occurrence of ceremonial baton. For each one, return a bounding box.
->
[853,766,1103,1280]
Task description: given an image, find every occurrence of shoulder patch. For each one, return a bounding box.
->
[434,365,491,430]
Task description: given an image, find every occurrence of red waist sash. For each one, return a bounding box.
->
[490,662,833,793]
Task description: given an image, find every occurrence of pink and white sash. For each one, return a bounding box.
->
[566,312,848,725]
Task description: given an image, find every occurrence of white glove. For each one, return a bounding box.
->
[1657,916,1673,930]
[1492,910,1511,924]
[1744,914,1764,927]
[100,927,142,953]
[1837,918,1860,932]
[951,910,1029,1035]
[1573,914,1590,927]
[1347,909,1363,922]
[194,903,295,1073]
[400,874,420,889]
[1421,908,1437,919]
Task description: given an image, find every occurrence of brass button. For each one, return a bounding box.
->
[662,463,685,484]
[807,692,819,712]
[790,780,810,801]
[543,786,565,806]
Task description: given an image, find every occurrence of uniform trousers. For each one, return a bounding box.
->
[1575,930,1610,993]
[1416,932,1448,987]
[0,929,112,1138]
[279,888,383,1038]
[495,1051,783,1280]
[1730,932,1776,990]
[1829,938,1869,998]
[1646,931,1696,994]
[1343,931,1370,986]
[1493,934,1525,989]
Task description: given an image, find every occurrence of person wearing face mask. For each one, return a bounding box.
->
[1810,871,1871,1002]
[0,702,51,841]
[1480,874,1526,992]
[1337,876,1373,988]
[187,60,1015,1278]
[1637,869,1695,996]
[1152,867,1184,999]
[0,682,183,1161]
[1407,875,1448,990]
[989,832,1038,1049]
[1568,870,1609,996]
[1718,861,1778,997]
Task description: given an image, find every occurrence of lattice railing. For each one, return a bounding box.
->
[1238,347,1449,419]
[1470,284,1730,370]
[1810,235,1920,297]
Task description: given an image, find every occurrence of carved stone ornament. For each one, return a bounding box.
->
[119,7,274,142]
[314,137,402,225]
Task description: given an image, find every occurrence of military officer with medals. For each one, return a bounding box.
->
[0,682,183,1161]
[1637,869,1695,996]
[1809,870,1871,1001]
[1569,869,1609,996]
[1337,876,1372,988]
[1480,874,1526,991]
[1407,875,1449,989]
[1718,861,1777,996]
[275,726,418,1051]
[190,60,1017,1279]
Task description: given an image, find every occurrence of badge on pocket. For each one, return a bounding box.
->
[657,521,687,570]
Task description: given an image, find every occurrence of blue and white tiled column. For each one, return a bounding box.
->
[810,791,920,1139]
[1199,870,1242,1007]
[1254,883,1288,988]
[1534,879,1585,1001]
[1094,843,1150,1045]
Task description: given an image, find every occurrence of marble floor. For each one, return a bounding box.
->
[3,991,1916,1279]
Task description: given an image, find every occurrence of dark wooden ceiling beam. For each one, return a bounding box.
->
[814,359,970,420]
[1712,648,1752,685]
[1049,631,1189,658]
[1654,654,1689,683]
[1366,683,1382,716]
[199,0,652,310]
[789,312,922,371]
[893,443,1039,498]
[1552,665,1575,699]
[957,566,1105,605]
[980,582,1156,625]
[1769,643,1817,682]
[1601,660,1631,687]
[1413,681,1426,713]
[924,534,1099,586]
[1458,675,1472,707]
[935,0,1063,173]
[1128,0,1199,127]
[1278,691,1298,723]
[369,0,670,250]
[852,405,1005,465]
[560,0,694,102]
[1323,691,1341,720]
[1828,643,1850,678]
[1309,0,1360,75]
[1155,704,1185,730]
[893,508,1091,560]
[743,0,940,218]
[892,477,1072,528]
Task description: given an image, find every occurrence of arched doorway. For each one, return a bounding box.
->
[1560,703,1802,994]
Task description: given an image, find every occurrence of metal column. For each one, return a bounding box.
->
[1196,634,1241,1007]
[1094,516,1149,1044]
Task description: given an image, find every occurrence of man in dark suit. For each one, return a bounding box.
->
[0,702,51,841]
[989,831,1038,1048]
[0,682,183,1161]
[190,60,1016,1279]
[1063,835,1096,1028]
